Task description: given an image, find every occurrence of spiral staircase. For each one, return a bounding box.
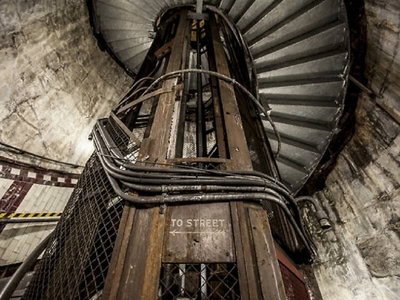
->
[90,0,350,193]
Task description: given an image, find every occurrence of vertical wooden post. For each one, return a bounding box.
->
[102,11,189,300]
[209,15,286,300]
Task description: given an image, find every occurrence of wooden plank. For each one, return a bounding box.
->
[209,17,252,171]
[116,87,174,114]
[208,16,261,299]
[155,38,174,58]
[137,12,189,163]
[117,208,154,300]
[102,206,135,300]
[163,203,235,263]
[108,11,190,300]
[206,24,227,159]
[235,202,262,299]
[167,157,228,164]
[162,15,237,266]
[209,16,286,300]
[140,208,166,300]
[110,112,141,145]
[249,207,287,300]
[229,202,250,300]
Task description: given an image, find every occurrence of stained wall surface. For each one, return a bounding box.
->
[0,0,133,265]
[0,0,133,169]
[309,0,400,299]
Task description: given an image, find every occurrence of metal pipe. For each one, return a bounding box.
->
[95,126,304,226]
[111,173,315,254]
[94,130,247,184]
[296,196,331,230]
[97,152,314,255]
[114,77,156,111]
[97,124,262,184]
[96,131,295,204]
[95,128,302,221]
[0,218,60,224]
[94,122,315,252]
[0,142,82,169]
[0,233,52,300]
[96,149,314,253]
[97,119,287,187]
[122,181,289,196]
[349,74,382,98]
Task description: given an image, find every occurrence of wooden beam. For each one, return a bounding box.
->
[104,11,190,300]
[210,15,286,299]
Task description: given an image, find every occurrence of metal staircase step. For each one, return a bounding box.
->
[96,1,152,23]
[219,0,235,12]
[252,22,347,65]
[97,0,156,20]
[263,94,339,107]
[244,0,317,44]
[256,51,348,79]
[264,119,333,147]
[268,104,339,123]
[227,0,254,22]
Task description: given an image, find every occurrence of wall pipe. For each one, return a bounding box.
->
[0,233,53,300]
[296,196,331,230]
[0,218,60,225]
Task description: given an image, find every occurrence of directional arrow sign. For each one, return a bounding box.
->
[169,229,225,236]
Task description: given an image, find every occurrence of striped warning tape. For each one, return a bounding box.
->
[0,212,62,219]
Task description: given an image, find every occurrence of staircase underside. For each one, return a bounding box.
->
[90,0,350,193]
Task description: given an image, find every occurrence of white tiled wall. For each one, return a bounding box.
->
[0,178,14,199]
[0,185,74,265]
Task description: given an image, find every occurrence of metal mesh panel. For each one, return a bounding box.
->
[23,119,131,300]
[158,263,240,300]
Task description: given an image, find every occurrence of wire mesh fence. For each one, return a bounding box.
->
[158,263,240,300]
[22,119,131,300]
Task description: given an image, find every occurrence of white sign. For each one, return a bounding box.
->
[169,218,226,235]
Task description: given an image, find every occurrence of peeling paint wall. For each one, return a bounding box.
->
[0,0,133,170]
[309,0,400,299]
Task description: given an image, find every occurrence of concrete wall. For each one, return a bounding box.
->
[0,0,133,170]
[0,0,132,265]
[309,0,400,299]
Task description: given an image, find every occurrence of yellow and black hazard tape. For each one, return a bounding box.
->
[0,212,62,219]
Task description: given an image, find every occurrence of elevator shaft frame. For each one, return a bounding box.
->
[102,10,287,300]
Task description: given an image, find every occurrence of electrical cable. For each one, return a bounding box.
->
[0,142,83,169]
[0,232,53,300]
[92,123,317,255]
[139,69,281,156]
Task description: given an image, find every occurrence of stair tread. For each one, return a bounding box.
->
[256,51,348,79]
